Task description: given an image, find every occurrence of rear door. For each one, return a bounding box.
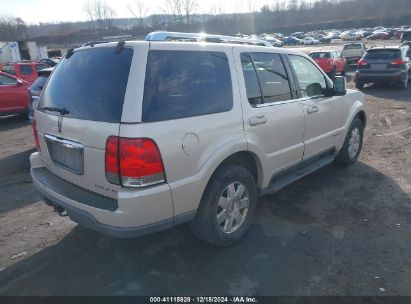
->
[35,44,144,198]
[359,49,404,74]
[233,47,305,188]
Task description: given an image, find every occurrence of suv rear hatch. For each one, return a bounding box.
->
[35,45,134,198]
[358,49,404,74]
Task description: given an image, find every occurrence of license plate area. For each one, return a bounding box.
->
[371,64,387,70]
[45,134,84,175]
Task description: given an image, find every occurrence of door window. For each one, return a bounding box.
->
[142,50,233,122]
[20,65,34,75]
[288,55,327,98]
[241,52,292,105]
[1,65,16,76]
[0,74,17,85]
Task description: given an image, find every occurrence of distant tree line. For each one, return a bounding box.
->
[2,0,411,47]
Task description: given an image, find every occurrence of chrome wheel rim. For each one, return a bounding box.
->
[216,182,249,234]
[348,127,361,159]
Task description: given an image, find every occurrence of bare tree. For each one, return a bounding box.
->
[0,15,27,41]
[127,1,148,26]
[83,0,116,32]
[182,0,198,24]
[163,0,183,21]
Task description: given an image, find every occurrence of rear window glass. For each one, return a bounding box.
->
[20,65,33,75]
[40,47,133,123]
[343,44,362,50]
[364,50,401,60]
[309,52,331,59]
[142,50,233,122]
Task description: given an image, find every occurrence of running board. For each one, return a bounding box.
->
[262,150,335,196]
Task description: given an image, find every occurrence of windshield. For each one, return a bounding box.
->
[343,44,362,50]
[364,49,401,60]
[309,52,331,59]
[39,47,133,123]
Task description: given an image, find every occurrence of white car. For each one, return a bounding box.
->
[30,32,366,246]
[300,37,320,45]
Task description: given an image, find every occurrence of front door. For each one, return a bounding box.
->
[286,54,345,160]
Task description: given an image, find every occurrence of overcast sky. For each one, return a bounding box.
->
[3,0,298,24]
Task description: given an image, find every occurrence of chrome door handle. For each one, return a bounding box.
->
[249,115,267,126]
[306,105,319,114]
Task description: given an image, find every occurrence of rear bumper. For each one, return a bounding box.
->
[355,70,407,83]
[30,152,194,238]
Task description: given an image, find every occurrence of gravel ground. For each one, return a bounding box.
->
[0,46,410,295]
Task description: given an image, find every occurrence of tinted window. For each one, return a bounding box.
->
[364,49,401,60]
[31,76,48,92]
[289,55,327,98]
[251,53,292,103]
[0,74,17,85]
[241,53,263,105]
[1,65,15,75]
[40,47,133,123]
[20,65,33,75]
[309,52,331,59]
[142,50,233,122]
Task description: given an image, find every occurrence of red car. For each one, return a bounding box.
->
[0,61,50,83]
[367,32,390,40]
[308,50,347,76]
[0,71,30,117]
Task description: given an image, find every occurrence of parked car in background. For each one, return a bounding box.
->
[40,58,59,67]
[318,35,332,44]
[341,32,362,41]
[401,31,411,43]
[264,37,284,47]
[341,43,367,64]
[309,50,347,77]
[291,32,305,39]
[0,71,30,117]
[367,32,390,40]
[283,36,301,45]
[1,62,50,83]
[28,68,53,122]
[355,47,410,89]
[300,37,320,45]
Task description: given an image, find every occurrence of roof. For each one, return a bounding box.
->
[144,31,272,47]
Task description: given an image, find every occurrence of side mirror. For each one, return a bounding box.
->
[333,76,346,96]
[16,79,23,86]
[306,82,323,97]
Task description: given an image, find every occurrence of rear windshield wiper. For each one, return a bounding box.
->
[38,106,70,115]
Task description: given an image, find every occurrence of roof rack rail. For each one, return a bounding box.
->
[145,31,273,47]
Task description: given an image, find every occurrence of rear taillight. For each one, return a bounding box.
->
[358,59,368,66]
[391,59,405,65]
[105,136,165,188]
[32,120,40,151]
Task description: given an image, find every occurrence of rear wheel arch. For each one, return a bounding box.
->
[207,151,262,193]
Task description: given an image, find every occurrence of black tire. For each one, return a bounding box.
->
[398,74,408,89]
[335,117,364,166]
[355,80,364,90]
[190,164,257,246]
